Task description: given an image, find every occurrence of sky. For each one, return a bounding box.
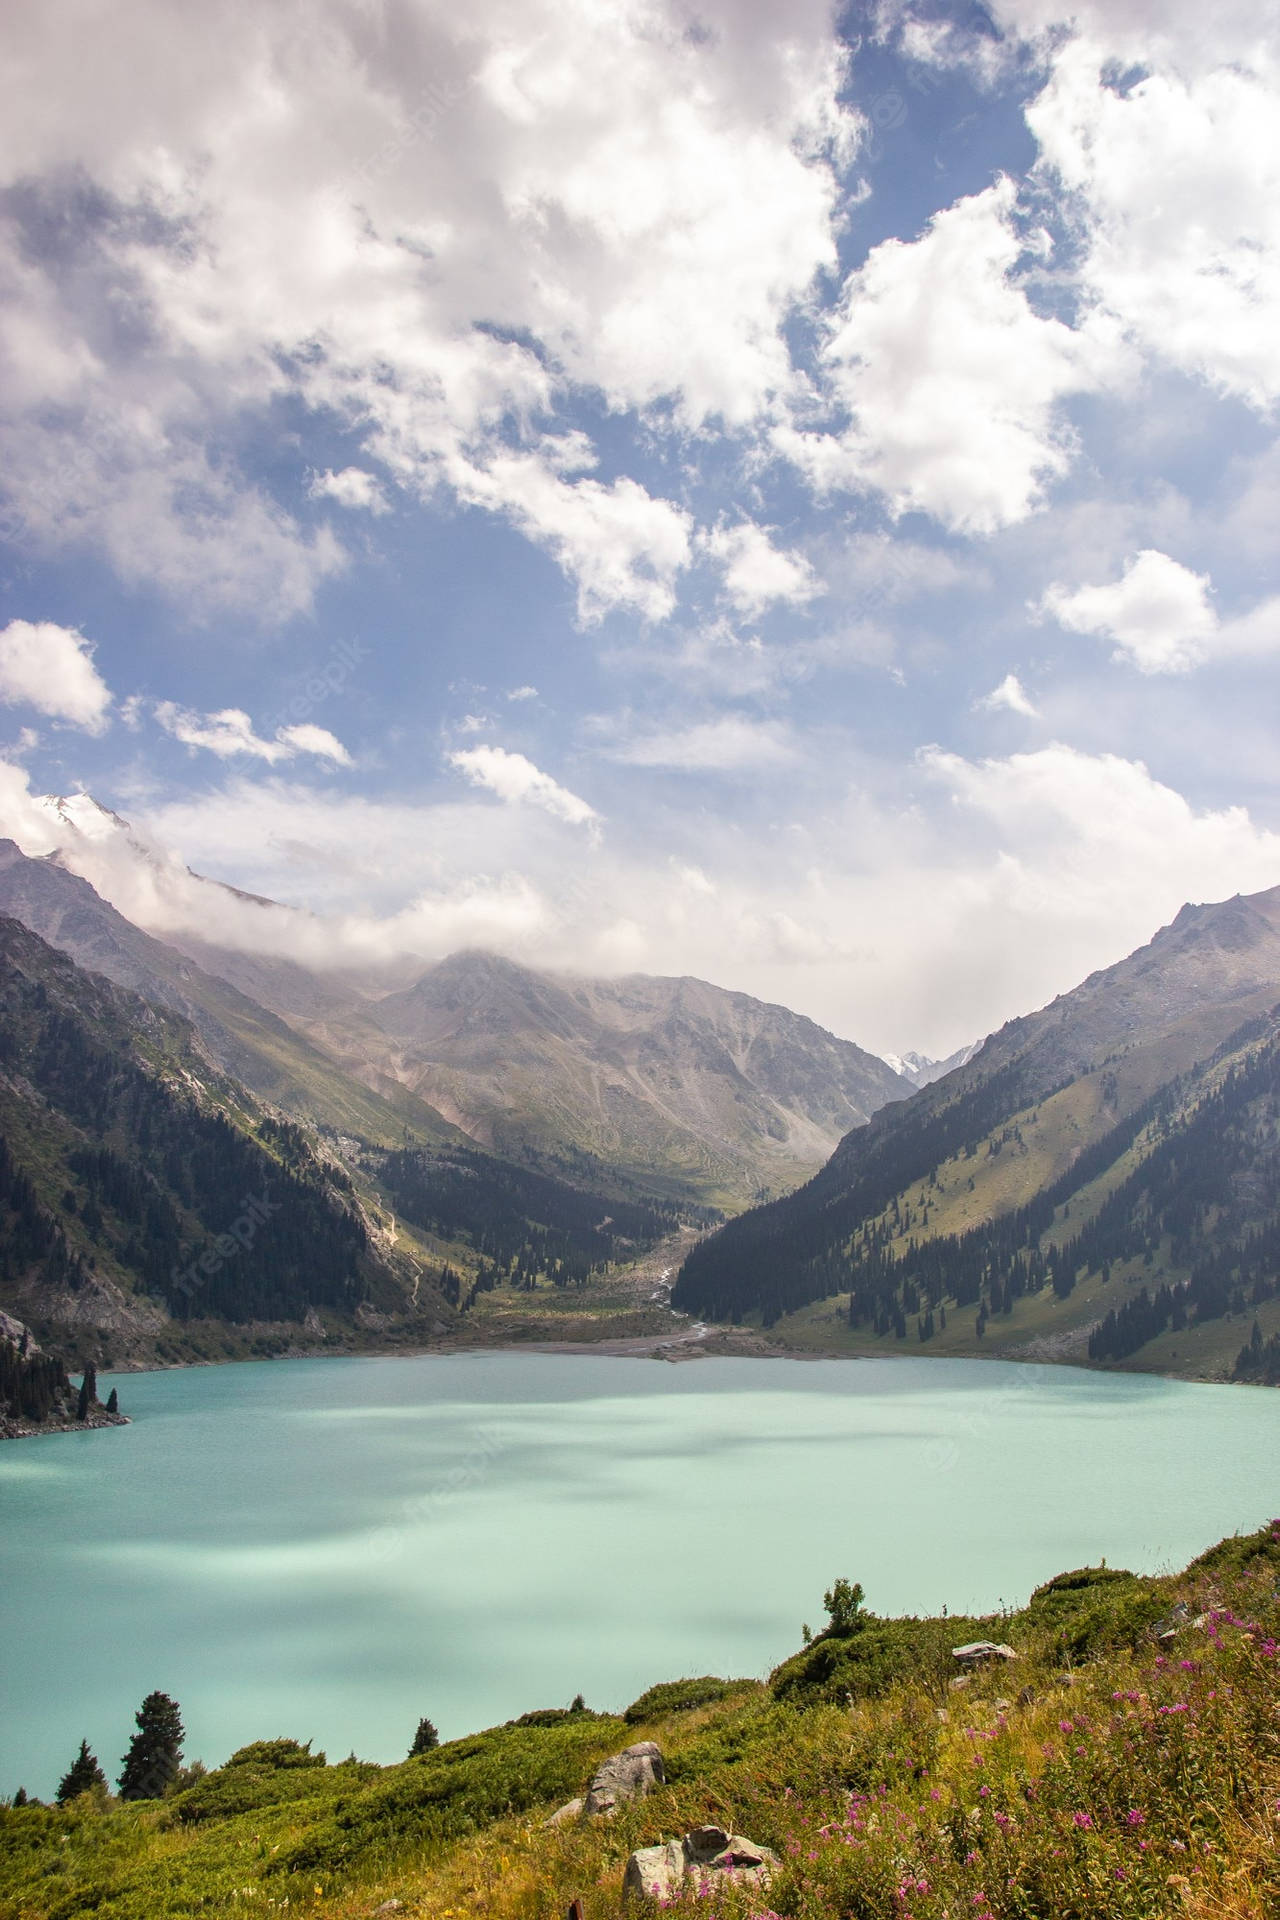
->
[1,0,1279,1059]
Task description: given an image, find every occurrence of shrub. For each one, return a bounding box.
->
[623,1676,756,1724]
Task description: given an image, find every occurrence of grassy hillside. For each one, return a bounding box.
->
[675,883,1280,1382]
[3,1522,1277,1919]
[0,840,466,1153]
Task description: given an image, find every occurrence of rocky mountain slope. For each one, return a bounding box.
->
[171,942,911,1208]
[674,882,1280,1377]
[13,805,911,1209]
[0,915,697,1370]
[0,841,461,1150]
[0,915,451,1368]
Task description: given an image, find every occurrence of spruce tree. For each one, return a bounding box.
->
[12,1787,27,1807]
[408,1716,439,1756]
[56,1740,106,1803]
[105,1387,119,1415]
[118,1692,185,1799]
[76,1364,97,1422]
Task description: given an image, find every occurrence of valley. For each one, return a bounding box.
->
[4,815,1280,1405]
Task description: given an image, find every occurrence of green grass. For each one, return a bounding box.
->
[4,1524,1279,1920]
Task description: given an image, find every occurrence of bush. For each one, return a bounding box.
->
[623,1676,756,1724]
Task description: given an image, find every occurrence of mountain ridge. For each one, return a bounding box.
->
[673,878,1280,1376]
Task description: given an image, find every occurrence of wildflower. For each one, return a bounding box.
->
[1126,1809,1145,1826]
[1058,1720,1074,1733]
[1071,1812,1093,1829]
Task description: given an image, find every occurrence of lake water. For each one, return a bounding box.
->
[2,1351,1277,1799]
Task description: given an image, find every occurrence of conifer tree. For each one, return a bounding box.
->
[409,1716,439,1756]
[118,1692,184,1799]
[105,1387,119,1415]
[76,1364,97,1422]
[56,1740,106,1803]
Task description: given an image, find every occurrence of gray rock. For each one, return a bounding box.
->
[623,1827,778,1902]
[544,1796,583,1827]
[951,1641,1017,1666]
[582,1740,664,1817]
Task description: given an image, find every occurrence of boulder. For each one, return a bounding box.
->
[544,1797,584,1828]
[951,1641,1017,1666]
[582,1741,664,1817]
[623,1826,778,1903]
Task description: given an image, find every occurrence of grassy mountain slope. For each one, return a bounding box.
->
[176,946,912,1210]
[3,1521,1277,1919]
[0,915,460,1367]
[0,917,698,1367]
[674,884,1280,1378]
[0,842,464,1150]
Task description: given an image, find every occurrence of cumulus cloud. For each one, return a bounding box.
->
[1041,549,1280,673]
[701,522,820,619]
[779,180,1117,534]
[0,0,856,621]
[976,672,1038,716]
[155,703,353,765]
[1027,43,1280,413]
[448,744,600,834]
[0,620,113,733]
[309,467,391,514]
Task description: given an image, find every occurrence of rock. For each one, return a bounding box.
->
[623,1827,779,1903]
[951,1641,1018,1666]
[372,1903,404,1915]
[624,1840,686,1901]
[583,1741,664,1817]
[544,1797,583,1827]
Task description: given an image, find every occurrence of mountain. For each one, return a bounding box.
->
[164,944,912,1208]
[0,914,449,1366]
[0,913,699,1368]
[0,841,462,1150]
[24,800,911,1209]
[880,1042,980,1089]
[673,882,1280,1377]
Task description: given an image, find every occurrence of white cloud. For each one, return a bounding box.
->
[0,0,856,620]
[154,703,352,765]
[977,672,1038,716]
[608,716,798,772]
[456,457,691,623]
[448,744,599,834]
[309,468,390,514]
[506,685,538,702]
[4,740,1280,1062]
[1027,42,1280,412]
[274,724,354,767]
[1041,549,1280,673]
[701,522,820,619]
[779,179,1117,534]
[0,620,113,733]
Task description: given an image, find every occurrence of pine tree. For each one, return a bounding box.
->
[409,1716,439,1757]
[105,1387,119,1415]
[11,1787,27,1807]
[56,1739,106,1803]
[118,1692,185,1799]
[76,1364,97,1422]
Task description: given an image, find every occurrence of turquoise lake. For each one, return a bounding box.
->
[2,1351,1277,1799]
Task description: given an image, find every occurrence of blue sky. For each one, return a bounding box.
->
[1,0,1278,1057]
